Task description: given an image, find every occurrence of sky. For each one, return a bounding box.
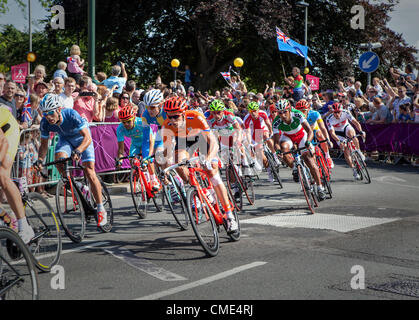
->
[1,0,418,59]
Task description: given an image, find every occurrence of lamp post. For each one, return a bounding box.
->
[297,1,309,68]
[171,59,180,89]
[234,57,244,76]
[28,0,32,73]
[88,0,96,78]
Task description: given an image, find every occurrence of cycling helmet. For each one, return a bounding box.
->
[39,94,61,112]
[163,96,187,113]
[143,89,164,107]
[247,101,260,111]
[209,99,225,112]
[295,99,310,111]
[275,99,291,112]
[331,102,343,113]
[118,105,136,121]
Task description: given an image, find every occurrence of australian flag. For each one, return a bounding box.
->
[276,27,313,66]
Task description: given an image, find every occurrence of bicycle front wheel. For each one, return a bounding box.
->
[266,151,283,188]
[297,165,316,215]
[24,192,62,273]
[95,179,114,233]
[163,173,189,230]
[186,188,219,257]
[130,167,149,219]
[0,227,39,300]
[354,151,371,184]
[56,179,86,243]
[225,165,243,212]
[317,155,332,199]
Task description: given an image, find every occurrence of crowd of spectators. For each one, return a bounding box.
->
[0,46,418,202]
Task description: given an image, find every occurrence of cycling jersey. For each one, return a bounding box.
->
[243,110,270,142]
[273,109,308,148]
[0,106,20,160]
[40,108,95,163]
[306,110,323,131]
[162,110,210,139]
[141,109,167,128]
[117,117,162,157]
[325,110,354,132]
[207,110,238,130]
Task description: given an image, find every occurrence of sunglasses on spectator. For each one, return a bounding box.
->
[0,77,5,81]
[168,114,181,120]
[121,96,130,100]
[43,110,56,117]
[15,94,25,98]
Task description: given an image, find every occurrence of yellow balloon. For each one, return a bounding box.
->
[304,67,310,75]
[234,58,244,68]
[171,59,180,68]
[27,52,37,63]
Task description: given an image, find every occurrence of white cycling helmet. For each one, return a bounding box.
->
[143,89,164,107]
[39,94,61,112]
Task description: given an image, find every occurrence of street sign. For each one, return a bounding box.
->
[306,74,320,91]
[359,51,380,73]
[11,63,28,84]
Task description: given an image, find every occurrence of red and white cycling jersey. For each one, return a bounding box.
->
[326,109,354,131]
[207,110,238,129]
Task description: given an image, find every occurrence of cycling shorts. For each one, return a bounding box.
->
[55,135,95,164]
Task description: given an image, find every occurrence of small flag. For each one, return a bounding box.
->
[220,72,231,82]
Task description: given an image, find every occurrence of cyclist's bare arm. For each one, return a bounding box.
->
[117,141,125,160]
[302,121,314,143]
[36,137,50,165]
[76,128,93,155]
[201,130,219,162]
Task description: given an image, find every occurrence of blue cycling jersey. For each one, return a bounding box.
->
[141,109,166,128]
[40,108,88,139]
[117,117,163,157]
[307,110,322,128]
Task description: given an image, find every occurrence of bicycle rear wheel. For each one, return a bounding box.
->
[0,227,39,300]
[94,179,114,233]
[297,165,316,215]
[130,167,149,219]
[56,179,86,243]
[244,176,255,205]
[186,188,219,257]
[24,192,61,273]
[225,164,243,212]
[163,173,189,230]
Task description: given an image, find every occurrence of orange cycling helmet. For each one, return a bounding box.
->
[163,96,187,113]
[295,99,310,111]
[118,105,136,121]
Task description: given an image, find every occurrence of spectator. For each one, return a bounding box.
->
[0,80,17,118]
[59,77,76,109]
[33,65,46,87]
[389,85,411,120]
[175,80,186,96]
[282,86,292,100]
[96,72,107,83]
[125,80,136,98]
[14,88,27,128]
[26,74,36,95]
[354,81,363,97]
[53,61,68,80]
[413,93,419,123]
[366,97,393,124]
[101,63,127,94]
[73,76,101,122]
[52,77,65,95]
[372,77,383,96]
[178,65,192,91]
[119,91,138,115]
[396,103,413,123]
[285,67,304,102]
[22,93,41,129]
[0,72,6,95]
[34,81,49,99]
[230,76,239,90]
[67,44,86,84]
[319,91,334,116]
[102,97,120,122]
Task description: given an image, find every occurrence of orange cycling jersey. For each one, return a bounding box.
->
[162,110,210,142]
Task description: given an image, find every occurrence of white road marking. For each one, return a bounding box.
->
[104,247,187,281]
[136,261,267,300]
[374,176,419,189]
[241,212,399,233]
[266,199,306,204]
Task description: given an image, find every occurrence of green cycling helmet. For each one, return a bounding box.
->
[209,99,226,111]
[247,101,260,111]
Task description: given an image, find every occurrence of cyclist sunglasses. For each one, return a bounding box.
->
[168,114,181,120]
[43,110,56,117]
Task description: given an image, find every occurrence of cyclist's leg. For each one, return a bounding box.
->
[174,149,190,183]
[279,137,294,169]
[54,138,73,177]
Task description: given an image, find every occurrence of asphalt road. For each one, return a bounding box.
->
[35,159,419,301]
